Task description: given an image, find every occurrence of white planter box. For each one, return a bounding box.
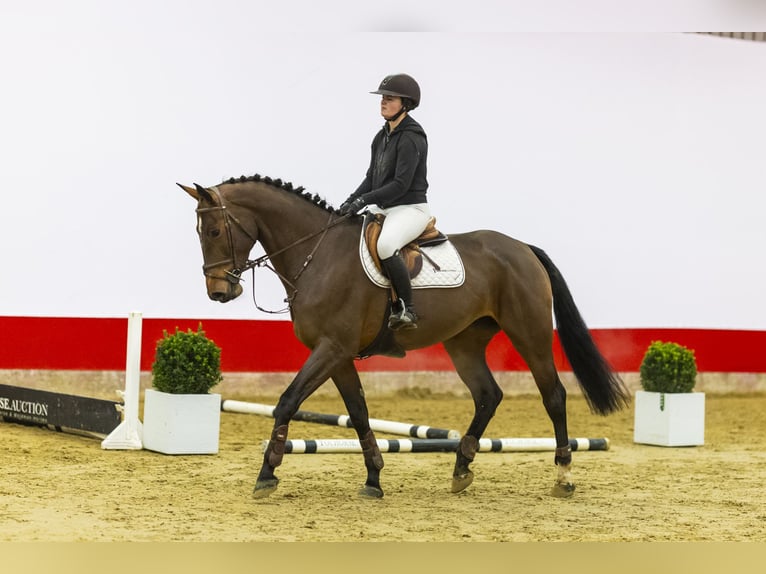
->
[633,390,705,447]
[142,389,221,454]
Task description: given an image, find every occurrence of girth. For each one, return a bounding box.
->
[363,213,448,280]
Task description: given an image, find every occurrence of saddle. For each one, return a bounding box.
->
[363,213,448,280]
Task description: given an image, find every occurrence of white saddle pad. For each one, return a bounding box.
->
[359,228,465,289]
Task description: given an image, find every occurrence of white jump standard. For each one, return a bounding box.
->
[102,311,144,450]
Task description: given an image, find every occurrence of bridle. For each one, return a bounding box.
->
[196,185,350,313]
[196,186,259,284]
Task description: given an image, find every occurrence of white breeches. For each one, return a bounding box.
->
[368,203,431,259]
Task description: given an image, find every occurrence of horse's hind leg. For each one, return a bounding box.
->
[530,362,575,498]
[331,361,385,499]
[442,319,504,494]
[501,320,575,498]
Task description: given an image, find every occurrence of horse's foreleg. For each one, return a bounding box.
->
[253,339,345,499]
[331,362,385,499]
[253,424,289,498]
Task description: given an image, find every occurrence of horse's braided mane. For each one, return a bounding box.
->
[222,174,337,213]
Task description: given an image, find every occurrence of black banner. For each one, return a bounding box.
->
[0,384,121,436]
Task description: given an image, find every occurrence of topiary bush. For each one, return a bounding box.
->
[639,341,697,393]
[151,324,223,394]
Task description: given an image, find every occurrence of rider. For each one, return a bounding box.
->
[339,73,430,331]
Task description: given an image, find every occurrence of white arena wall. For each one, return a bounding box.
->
[2,4,765,396]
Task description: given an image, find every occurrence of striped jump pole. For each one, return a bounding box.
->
[266,437,611,454]
[222,399,461,440]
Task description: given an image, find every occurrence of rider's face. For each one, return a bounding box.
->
[380,95,403,120]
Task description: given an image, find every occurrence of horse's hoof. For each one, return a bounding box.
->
[358,485,384,499]
[451,470,474,493]
[252,478,279,499]
[550,482,575,498]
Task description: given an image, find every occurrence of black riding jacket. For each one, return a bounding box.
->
[350,115,428,208]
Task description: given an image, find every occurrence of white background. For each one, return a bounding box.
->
[1,1,765,329]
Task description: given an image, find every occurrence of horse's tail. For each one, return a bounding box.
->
[527,244,630,415]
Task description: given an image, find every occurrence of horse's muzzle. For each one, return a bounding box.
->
[207,279,243,302]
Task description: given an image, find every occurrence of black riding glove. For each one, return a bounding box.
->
[339,196,367,216]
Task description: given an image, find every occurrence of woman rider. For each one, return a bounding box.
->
[339,73,430,331]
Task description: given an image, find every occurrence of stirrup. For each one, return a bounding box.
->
[388,301,418,331]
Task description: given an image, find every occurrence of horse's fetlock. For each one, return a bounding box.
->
[554,444,572,466]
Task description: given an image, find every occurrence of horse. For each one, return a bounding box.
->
[178,174,629,499]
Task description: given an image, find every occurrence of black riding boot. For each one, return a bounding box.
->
[380,254,418,331]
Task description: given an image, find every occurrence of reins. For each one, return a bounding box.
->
[239,211,346,314]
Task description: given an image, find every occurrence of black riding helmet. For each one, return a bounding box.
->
[370,73,421,111]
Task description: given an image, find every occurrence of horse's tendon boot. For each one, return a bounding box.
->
[358,429,385,498]
[452,435,478,493]
[267,424,289,468]
[359,429,384,470]
[459,434,478,461]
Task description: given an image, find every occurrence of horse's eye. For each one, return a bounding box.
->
[209,228,221,238]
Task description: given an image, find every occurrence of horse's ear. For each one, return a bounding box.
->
[176,182,214,203]
[194,183,214,203]
[177,183,198,199]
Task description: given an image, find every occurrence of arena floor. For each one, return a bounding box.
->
[2,389,765,542]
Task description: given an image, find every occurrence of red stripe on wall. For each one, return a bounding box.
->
[1,316,764,373]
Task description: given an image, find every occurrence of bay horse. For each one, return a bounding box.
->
[178,174,629,499]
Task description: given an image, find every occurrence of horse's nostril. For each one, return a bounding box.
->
[210,291,227,302]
